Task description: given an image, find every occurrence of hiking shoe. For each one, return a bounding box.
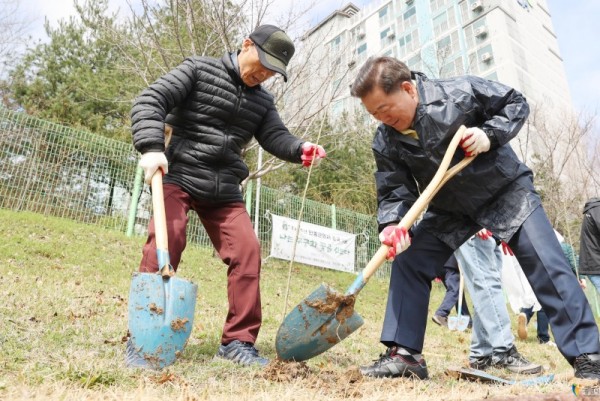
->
[517,312,528,340]
[360,346,429,379]
[494,346,542,374]
[538,337,556,347]
[574,354,600,379]
[469,355,493,370]
[216,340,269,366]
[432,314,448,327]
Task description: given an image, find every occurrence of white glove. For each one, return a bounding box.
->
[460,127,490,157]
[139,152,168,184]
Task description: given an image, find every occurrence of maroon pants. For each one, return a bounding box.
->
[140,184,262,344]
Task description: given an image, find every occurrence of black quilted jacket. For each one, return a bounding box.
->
[372,72,541,248]
[131,52,303,202]
[579,198,600,274]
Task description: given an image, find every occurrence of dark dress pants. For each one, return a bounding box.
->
[381,205,600,364]
[509,206,599,364]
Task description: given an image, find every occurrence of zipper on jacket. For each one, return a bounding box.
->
[215,85,244,199]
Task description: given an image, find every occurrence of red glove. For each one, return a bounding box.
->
[476,229,493,240]
[379,226,411,260]
[501,241,514,256]
[301,142,326,167]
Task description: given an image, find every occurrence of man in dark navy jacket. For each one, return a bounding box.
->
[349,56,600,380]
[131,25,325,366]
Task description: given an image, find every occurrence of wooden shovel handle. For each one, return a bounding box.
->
[151,172,172,277]
[357,126,475,287]
[151,126,173,278]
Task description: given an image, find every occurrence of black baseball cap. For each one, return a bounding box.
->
[249,25,295,82]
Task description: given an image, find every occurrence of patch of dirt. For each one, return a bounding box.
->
[170,317,189,331]
[261,359,364,398]
[261,359,311,382]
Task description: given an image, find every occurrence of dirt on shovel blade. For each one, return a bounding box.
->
[304,288,356,325]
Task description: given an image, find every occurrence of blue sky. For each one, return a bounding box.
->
[21,0,599,117]
[546,0,600,116]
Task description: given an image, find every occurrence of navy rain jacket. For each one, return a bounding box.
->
[372,72,541,248]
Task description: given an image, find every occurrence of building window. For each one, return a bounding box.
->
[484,72,498,82]
[430,0,448,13]
[398,29,420,58]
[352,25,366,42]
[407,55,422,72]
[379,4,391,25]
[380,27,396,48]
[433,8,456,37]
[383,48,397,58]
[441,57,464,78]
[356,43,368,62]
[436,31,459,60]
[330,35,342,52]
[403,6,417,26]
[467,45,494,74]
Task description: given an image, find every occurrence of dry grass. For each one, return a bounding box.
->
[0,210,595,400]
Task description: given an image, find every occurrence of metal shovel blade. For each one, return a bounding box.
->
[126,271,198,370]
[447,315,470,331]
[447,367,554,386]
[276,284,364,361]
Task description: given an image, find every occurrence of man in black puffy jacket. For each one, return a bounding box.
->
[580,198,600,294]
[349,56,600,380]
[131,25,325,366]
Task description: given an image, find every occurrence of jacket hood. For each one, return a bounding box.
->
[584,197,600,213]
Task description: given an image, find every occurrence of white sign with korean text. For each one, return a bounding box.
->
[270,214,356,273]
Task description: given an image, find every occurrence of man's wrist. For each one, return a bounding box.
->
[484,129,499,149]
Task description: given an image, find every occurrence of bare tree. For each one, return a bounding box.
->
[0,0,31,76]
[518,105,600,247]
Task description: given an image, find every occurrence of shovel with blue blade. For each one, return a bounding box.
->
[125,166,198,370]
[448,266,470,331]
[276,126,475,361]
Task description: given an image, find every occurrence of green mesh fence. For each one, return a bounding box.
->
[0,108,137,230]
[0,108,390,278]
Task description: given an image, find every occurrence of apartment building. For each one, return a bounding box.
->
[287,0,572,141]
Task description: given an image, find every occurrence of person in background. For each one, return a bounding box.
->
[579,198,600,294]
[455,229,541,374]
[431,254,471,328]
[130,25,326,366]
[350,56,600,380]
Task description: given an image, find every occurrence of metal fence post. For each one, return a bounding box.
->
[245,179,253,214]
[126,166,144,237]
[331,204,336,230]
